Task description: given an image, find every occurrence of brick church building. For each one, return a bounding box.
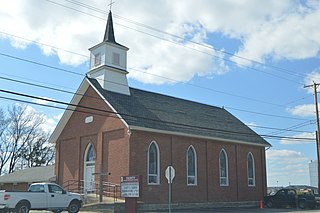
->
[50,11,271,204]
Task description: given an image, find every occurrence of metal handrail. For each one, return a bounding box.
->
[62,179,121,203]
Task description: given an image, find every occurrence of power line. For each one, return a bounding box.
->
[0,73,311,134]
[43,0,304,85]
[225,106,310,121]
[0,52,83,77]
[0,31,88,59]
[0,88,315,142]
[267,120,316,136]
[246,122,314,134]
[0,1,314,134]
[0,33,302,106]
[0,31,312,122]
[60,0,306,79]
[0,50,313,125]
[0,51,289,107]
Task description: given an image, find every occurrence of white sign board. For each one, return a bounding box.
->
[120,176,140,198]
[165,166,175,184]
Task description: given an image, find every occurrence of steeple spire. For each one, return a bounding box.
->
[103,11,116,43]
[88,2,130,96]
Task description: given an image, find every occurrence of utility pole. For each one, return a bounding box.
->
[305,82,320,192]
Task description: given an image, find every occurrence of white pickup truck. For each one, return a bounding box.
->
[0,183,82,213]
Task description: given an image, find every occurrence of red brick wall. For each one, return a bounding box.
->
[56,85,129,188]
[128,131,170,203]
[55,83,267,204]
[129,130,267,204]
[58,137,80,184]
[103,129,129,184]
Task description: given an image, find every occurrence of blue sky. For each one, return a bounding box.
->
[1,0,320,187]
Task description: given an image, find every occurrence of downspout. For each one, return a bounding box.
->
[127,126,132,175]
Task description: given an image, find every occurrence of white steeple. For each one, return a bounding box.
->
[87,11,130,95]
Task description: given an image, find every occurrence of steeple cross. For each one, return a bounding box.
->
[108,0,115,11]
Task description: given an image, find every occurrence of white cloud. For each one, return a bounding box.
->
[304,69,320,93]
[280,132,315,145]
[267,149,304,159]
[287,104,315,117]
[32,97,51,106]
[41,113,62,134]
[231,3,320,66]
[266,149,310,186]
[41,115,59,134]
[0,0,319,83]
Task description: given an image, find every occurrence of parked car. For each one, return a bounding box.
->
[0,182,82,213]
[264,188,316,209]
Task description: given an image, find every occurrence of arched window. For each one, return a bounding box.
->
[247,152,255,186]
[86,144,95,162]
[219,149,229,186]
[187,146,197,185]
[148,141,160,184]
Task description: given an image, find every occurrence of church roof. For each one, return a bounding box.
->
[0,165,55,183]
[88,78,270,147]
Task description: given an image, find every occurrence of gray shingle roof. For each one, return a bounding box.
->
[89,78,270,146]
[0,165,55,183]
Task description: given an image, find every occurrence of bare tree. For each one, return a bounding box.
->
[0,108,10,175]
[20,132,55,168]
[1,105,54,174]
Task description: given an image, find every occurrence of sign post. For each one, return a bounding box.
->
[165,166,175,213]
[92,164,109,203]
[121,175,140,213]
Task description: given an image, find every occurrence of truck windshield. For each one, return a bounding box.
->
[28,185,45,192]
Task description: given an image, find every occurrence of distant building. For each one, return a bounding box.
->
[50,11,271,204]
[309,160,318,188]
[286,185,318,195]
[0,165,55,191]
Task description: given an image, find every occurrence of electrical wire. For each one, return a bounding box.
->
[60,0,306,79]
[43,0,304,85]
[0,74,313,135]
[0,1,315,139]
[0,88,315,142]
[0,51,291,107]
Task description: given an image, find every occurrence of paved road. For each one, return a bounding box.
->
[30,208,320,213]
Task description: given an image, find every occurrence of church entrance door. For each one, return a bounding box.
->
[84,143,95,193]
[85,163,95,192]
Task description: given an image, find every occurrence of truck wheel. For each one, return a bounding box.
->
[67,201,80,213]
[266,200,273,208]
[15,201,30,213]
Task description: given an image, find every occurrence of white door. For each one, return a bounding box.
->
[47,184,69,209]
[85,164,95,192]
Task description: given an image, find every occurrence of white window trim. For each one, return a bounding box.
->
[219,149,229,186]
[186,145,197,186]
[147,141,160,185]
[247,152,256,187]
